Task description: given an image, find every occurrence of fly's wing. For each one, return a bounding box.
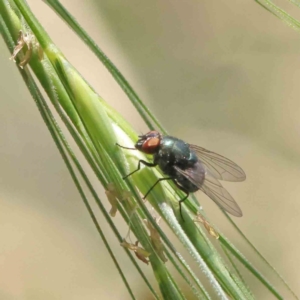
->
[174,163,243,217]
[189,144,246,182]
[200,175,243,217]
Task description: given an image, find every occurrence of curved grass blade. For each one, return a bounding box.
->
[0,38,135,300]
[219,235,284,300]
[43,0,165,134]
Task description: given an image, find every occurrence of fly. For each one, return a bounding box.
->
[117,131,246,219]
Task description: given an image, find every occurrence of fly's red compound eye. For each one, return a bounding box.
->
[142,137,160,154]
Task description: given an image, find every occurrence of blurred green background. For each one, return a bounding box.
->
[1,0,300,299]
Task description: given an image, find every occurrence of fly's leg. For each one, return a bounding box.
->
[123,160,157,179]
[116,143,157,179]
[144,177,190,221]
[173,180,190,221]
[143,177,173,199]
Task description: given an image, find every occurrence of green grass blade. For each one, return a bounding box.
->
[43,0,165,134]
[220,243,254,299]
[288,0,300,8]
[222,214,298,299]
[165,251,211,300]
[0,15,152,300]
[219,235,284,300]
[256,0,300,30]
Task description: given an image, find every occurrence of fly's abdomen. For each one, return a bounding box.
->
[175,161,206,192]
[175,174,199,192]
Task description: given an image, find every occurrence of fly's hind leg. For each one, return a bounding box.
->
[143,177,173,199]
[173,180,190,221]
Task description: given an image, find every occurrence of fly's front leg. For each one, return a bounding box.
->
[123,160,157,179]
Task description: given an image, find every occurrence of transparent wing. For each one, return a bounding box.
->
[174,164,243,217]
[189,144,246,182]
[200,175,243,217]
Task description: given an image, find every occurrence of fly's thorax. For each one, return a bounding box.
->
[154,136,198,176]
[171,138,198,168]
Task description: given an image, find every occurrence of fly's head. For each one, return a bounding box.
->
[135,131,162,154]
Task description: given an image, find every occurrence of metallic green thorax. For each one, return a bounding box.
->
[153,136,201,192]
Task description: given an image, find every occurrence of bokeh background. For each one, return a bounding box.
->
[1,0,300,299]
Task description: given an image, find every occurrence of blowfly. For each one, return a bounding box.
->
[117,131,246,219]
